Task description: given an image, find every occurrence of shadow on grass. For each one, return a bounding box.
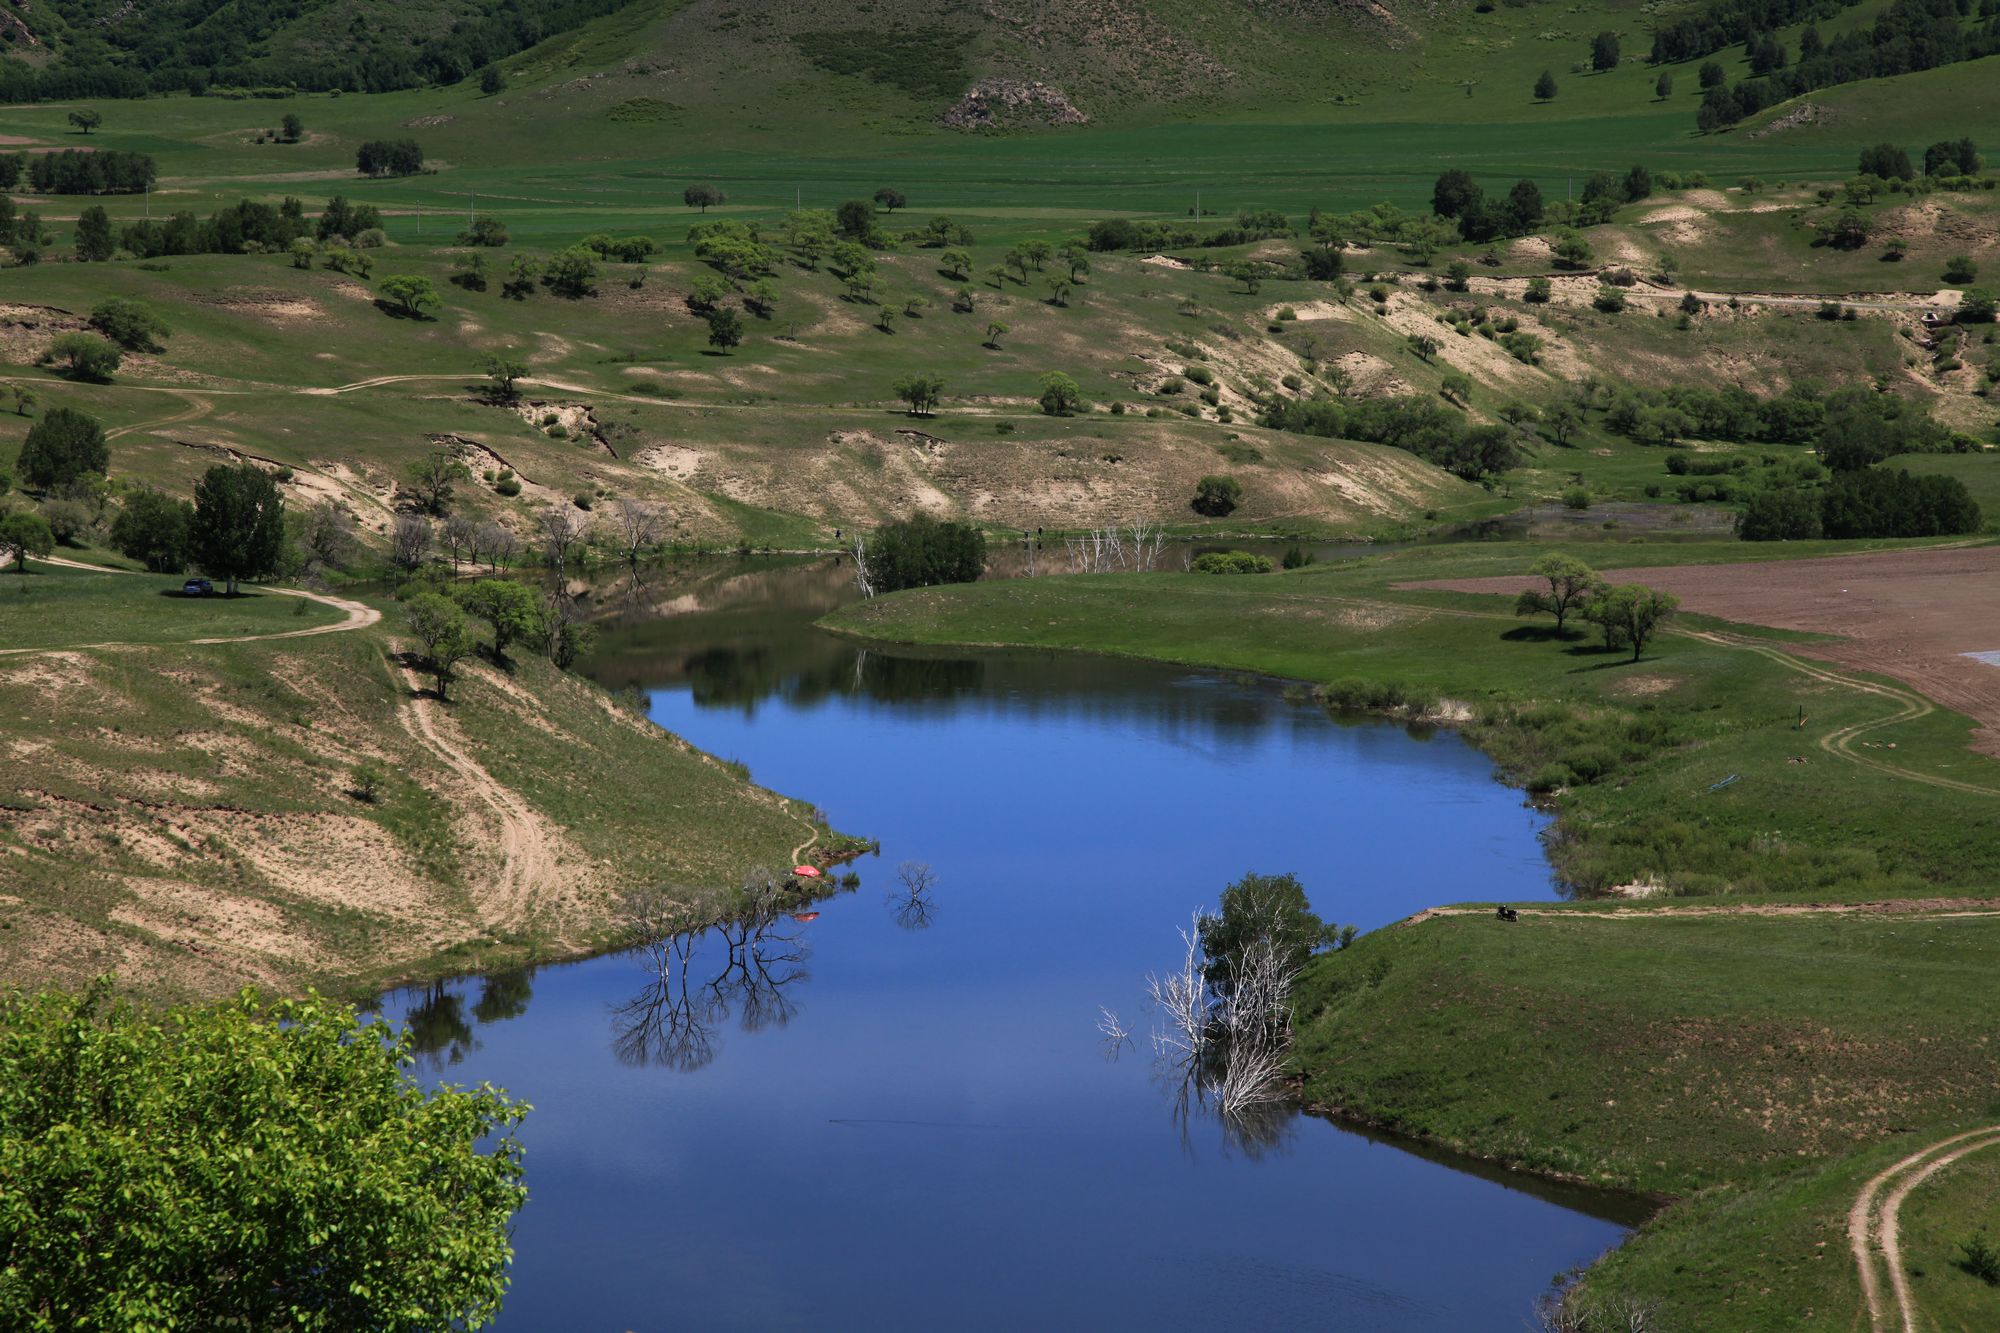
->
[1501,625,1582,643]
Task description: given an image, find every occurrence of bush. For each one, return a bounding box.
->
[1191,550,1273,574]
[1593,286,1627,313]
[1960,1233,2000,1286]
[861,515,987,593]
[1562,486,1592,510]
[88,298,170,353]
[1528,763,1576,793]
[494,475,522,498]
[1192,474,1243,517]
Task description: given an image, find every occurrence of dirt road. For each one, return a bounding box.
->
[1849,1126,2000,1332]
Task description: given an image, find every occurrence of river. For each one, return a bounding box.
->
[375,556,1639,1330]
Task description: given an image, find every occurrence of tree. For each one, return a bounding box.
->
[279,112,304,142]
[404,449,471,516]
[1553,231,1594,269]
[1432,169,1483,219]
[90,298,170,353]
[390,514,432,572]
[480,65,507,94]
[984,321,1008,348]
[458,217,508,247]
[873,187,906,213]
[0,511,54,572]
[705,305,744,351]
[1591,30,1620,71]
[1924,138,1981,177]
[892,373,946,417]
[298,499,356,572]
[538,504,586,577]
[1534,70,1558,102]
[485,353,528,401]
[355,138,424,177]
[17,408,109,491]
[858,515,987,593]
[67,109,102,134]
[608,497,665,573]
[111,488,194,572]
[1592,583,1679,661]
[73,206,113,261]
[1655,71,1674,100]
[836,198,877,240]
[40,333,122,383]
[454,579,543,660]
[1061,243,1091,282]
[1021,239,1053,272]
[1943,255,1979,284]
[1407,333,1441,363]
[1543,401,1581,445]
[189,463,285,594]
[543,247,598,297]
[404,593,475,699]
[1513,553,1603,632]
[1192,474,1243,517]
[1048,276,1073,306]
[0,983,525,1326]
[1198,872,1335,996]
[378,274,440,319]
[1858,143,1914,181]
[941,247,971,279]
[1037,371,1085,416]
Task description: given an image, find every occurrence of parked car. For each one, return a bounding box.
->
[181,578,215,597]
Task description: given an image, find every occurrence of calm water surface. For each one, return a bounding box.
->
[379,560,1635,1331]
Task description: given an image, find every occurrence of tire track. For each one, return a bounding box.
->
[1849,1127,2000,1332]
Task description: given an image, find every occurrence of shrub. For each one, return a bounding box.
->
[1960,1233,2000,1286]
[861,515,987,592]
[1192,474,1243,517]
[1562,486,1592,510]
[1593,286,1627,313]
[494,475,522,497]
[1191,550,1274,574]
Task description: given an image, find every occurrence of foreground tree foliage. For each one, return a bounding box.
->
[189,463,285,594]
[0,982,527,1332]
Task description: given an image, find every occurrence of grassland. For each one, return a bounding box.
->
[0,564,824,1003]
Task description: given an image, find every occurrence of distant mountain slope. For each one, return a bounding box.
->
[1,0,1409,114]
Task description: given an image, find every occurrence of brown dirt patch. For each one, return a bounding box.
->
[1408,546,2000,754]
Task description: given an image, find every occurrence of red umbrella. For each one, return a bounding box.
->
[793,865,822,878]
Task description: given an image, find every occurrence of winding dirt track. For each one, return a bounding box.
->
[1849,1127,2000,1332]
[395,671,553,931]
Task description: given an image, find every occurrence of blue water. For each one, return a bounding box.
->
[380,582,1631,1331]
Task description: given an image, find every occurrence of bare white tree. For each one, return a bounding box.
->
[1125,518,1166,572]
[850,532,876,598]
[538,504,586,577]
[612,498,665,574]
[1147,911,1212,1079]
[442,513,479,571]
[479,521,518,570]
[299,500,356,573]
[1097,1006,1130,1058]
[390,514,432,571]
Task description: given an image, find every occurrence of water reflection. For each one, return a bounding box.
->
[611,913,812,1072]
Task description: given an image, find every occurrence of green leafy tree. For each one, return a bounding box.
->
[0,510,54,572]
[88,298,170,353]
[404,592,476,699]
[1654,70,1674,100]
[836,198,877,240]
[1037,371,1085,416]
[984,321,1008,348]
[17,407,109,491]
[1553,231,1594,269]
[1513,553,1603,631]
[873,187,907,213]
[1198,872,1337,995]
[73,206,113,261]
[189,462,285,594]
[480,65,507,94]
[40,333,121,383]
[111,487,194,572]
[1021,239,1053,271]
[502,255,540,300]
[485,353,528,400]
[705,305,745,351]
[1061,242,1091,282]
[454,579,543,661]
[542,246,599,297]
[860,515,987,593]
[66,108,102,134]
[1534,70,1558,101]
[892,372,946,417]
[279,111,304,142]
[0,982,525,1330]
[378,274,441,319]
[1192,474,1243,517]
[405,449,471,516]
[940,247,971,279]
[1590,583,1680,661]
[1590,30,1620,70]
[1543,401,1581,445]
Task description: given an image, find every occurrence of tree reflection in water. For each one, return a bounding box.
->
[404,980,477,1070]
[611,911,812,1072]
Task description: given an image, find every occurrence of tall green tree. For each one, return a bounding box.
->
[454,580,543,661]
[1534,70,1558,101]
[0,510,54,572]
[111,487,194,572]
[73,206,113,261]
[189,462,285,594]
[1513,553,1604,632]
[405,592,476,698]
[0,982,525,1330]
[1037,371,1085,416]
[16,407,109,492]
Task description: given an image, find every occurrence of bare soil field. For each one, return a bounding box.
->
[1408,546,2000,754]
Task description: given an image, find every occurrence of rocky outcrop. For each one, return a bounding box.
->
[940,79,1087,130]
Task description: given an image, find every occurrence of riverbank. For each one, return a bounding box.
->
[0,565,824,1003]
[822,539,2000,1328]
